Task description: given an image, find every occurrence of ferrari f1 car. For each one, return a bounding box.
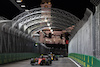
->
[30,55,52,66]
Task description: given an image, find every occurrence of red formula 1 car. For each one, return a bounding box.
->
[30,55,52,66]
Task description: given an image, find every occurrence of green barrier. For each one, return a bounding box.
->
[68,53,100,67]
[0,53,40,65]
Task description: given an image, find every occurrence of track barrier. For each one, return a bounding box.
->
[68,53,100,67]
[0,53,40,64]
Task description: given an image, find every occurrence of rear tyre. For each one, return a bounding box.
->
[31,63,35,66]
[40,61,43,66]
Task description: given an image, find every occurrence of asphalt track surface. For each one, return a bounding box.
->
[0,57,78,67]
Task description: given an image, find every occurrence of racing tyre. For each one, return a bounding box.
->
[50,60,52,64]
[30,61,34,65]
[40,61,43,65]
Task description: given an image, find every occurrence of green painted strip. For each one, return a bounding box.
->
[68,53,100,67]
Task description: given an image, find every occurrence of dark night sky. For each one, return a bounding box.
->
[0,0,95,20]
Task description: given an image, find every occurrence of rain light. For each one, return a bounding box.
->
[25,9,29,12]
[16,0,22,3]
[21,5,25,7]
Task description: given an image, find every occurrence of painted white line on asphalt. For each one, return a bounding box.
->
[68,58,81,67]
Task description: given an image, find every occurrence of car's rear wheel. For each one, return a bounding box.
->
[50,60,52,64]
[31,63,35,66]
[40,60,44,65]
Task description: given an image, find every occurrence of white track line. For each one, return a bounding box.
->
[68,58,81,67]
